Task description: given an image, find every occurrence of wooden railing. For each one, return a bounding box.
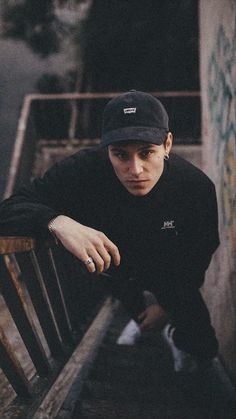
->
[0,237,117,418]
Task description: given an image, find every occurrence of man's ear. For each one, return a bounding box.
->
[164,132,173,153]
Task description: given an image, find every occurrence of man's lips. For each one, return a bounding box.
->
[126,180,149,187]
[126,180,149,183]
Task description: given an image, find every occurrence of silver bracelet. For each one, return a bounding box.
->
[48,217,59,244]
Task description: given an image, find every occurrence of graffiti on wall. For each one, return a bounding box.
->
[208,24,236,254]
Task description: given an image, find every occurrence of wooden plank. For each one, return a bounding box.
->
[0,257,50,376]
[21,252,65,360]
[0,237,35,255]
[0,325,31,398]
[31,297,117,419]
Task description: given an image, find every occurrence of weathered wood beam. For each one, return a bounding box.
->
[31,297,118,419]
[0,256,50,376]
[0,325,31,399]
[0,237,35,255]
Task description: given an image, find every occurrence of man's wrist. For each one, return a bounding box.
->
[48,217,60,243]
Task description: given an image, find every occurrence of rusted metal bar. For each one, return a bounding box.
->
[0,256,50,376]
[3,94,32,199]
[47,248,72,332]
[23,91,201,101]
[46,247,82,330]
[0,325,31,398]
[32,249,73,345]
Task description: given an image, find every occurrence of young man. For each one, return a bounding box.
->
[0,91,219,372]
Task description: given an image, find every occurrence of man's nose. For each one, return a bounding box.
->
[129,158,143,176]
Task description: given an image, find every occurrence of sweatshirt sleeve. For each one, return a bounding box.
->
[0,152,85,239]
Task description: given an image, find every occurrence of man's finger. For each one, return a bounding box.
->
[103,237,121,266]
[88,249,107,273]
[96,245,112,271]
[83,256,96,273]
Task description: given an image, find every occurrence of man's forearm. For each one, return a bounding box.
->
[0,195,59,238]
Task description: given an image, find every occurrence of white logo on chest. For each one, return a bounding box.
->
[161,220,175,230]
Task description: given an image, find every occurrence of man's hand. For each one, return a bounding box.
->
[138,303,168,332]
[48,215,120,273]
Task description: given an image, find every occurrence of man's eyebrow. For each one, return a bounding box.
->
[109,146,127,151]
[109,144,154,151]
[137,145,155,151]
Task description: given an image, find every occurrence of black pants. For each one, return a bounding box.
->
[107,275,218,360]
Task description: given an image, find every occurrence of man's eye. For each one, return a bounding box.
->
[140,150,153,158]
[114,153,128,160]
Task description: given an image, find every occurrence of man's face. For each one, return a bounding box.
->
[108,137,172,196]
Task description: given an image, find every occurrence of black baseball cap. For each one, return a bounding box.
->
[101,90,169,147]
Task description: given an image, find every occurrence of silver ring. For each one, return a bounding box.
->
[85,257,93,265]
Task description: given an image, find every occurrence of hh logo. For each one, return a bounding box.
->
[161,220,175,230]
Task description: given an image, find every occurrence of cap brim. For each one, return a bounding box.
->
[101,126,167,146]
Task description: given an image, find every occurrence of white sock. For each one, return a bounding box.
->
[116,319,141,345]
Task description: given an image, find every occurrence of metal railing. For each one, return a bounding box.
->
[4,91,200,199]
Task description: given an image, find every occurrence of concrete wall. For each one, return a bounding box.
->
[200,0,236,380]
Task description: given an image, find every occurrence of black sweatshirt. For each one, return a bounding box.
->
[0,147,220,313]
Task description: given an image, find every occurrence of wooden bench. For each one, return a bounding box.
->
[0,237,117,418]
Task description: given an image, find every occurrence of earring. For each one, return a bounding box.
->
[164,153,169,161]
